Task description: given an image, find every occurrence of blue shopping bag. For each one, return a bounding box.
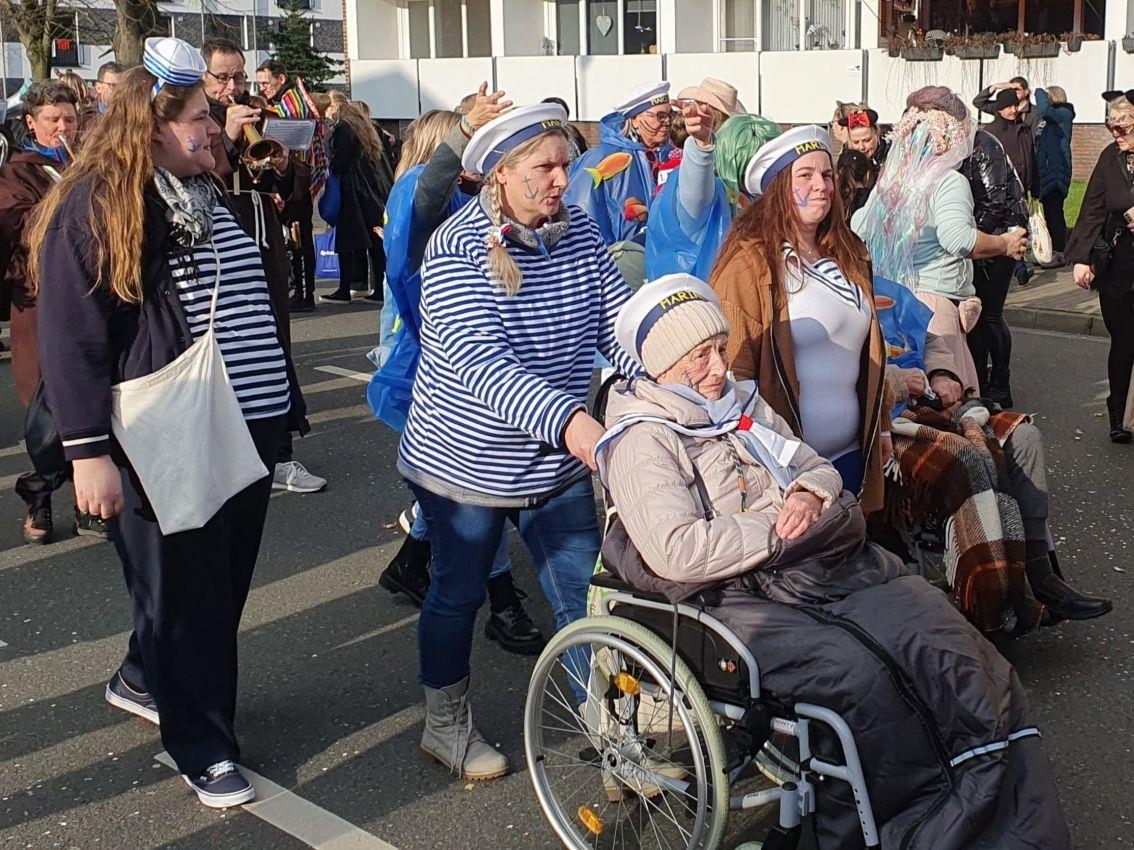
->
[317,172,341,225]
[315,228,339,279]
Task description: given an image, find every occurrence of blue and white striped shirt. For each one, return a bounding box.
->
[168,205,291,421]
[398,201,639,506]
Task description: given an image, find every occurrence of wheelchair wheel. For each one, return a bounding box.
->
[524,617,729,850]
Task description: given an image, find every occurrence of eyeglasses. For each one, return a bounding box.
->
[639,110,673,126]
[206,71,248,85]
[1107,120,1134,138]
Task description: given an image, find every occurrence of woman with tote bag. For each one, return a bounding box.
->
[27,39,307,810]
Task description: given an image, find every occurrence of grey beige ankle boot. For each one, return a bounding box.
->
[421,677,509,780]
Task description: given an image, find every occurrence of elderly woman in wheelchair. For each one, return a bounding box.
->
[522,274,1070,850]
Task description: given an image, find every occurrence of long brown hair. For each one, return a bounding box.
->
[713,154,871,306]
[329,91,387,166]
[27,67,204,303]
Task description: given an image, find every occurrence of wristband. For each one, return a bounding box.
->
[460,115,475,139]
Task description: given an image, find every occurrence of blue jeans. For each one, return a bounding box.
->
[410,477,600,690]
[409,502,510,579]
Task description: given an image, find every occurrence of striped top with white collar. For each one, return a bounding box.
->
[398,198,640,507]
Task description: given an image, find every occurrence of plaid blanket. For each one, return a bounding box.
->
[886,403,1043,633]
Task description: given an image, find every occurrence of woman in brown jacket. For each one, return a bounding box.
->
[710,125,891,512]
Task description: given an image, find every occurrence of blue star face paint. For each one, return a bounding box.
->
[186,136,201,153]
[793,188,811,208]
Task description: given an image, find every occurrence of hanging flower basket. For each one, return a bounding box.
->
[901,46,944,61]
[1065,34,1083,52]
[953,44,1000,59]
[1018,42,1060,59]
[1123,36,1134,53]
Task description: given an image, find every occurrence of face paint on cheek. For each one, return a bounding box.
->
[186,136,201,153]
[793,188,810,208]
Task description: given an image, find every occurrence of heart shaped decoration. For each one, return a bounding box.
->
[596,14,613,37]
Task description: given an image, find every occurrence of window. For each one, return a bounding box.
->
[587,0,619,55]
[624,0,656,54]
[805,0,844,49]
[405,0,490,59]
[719,0,757,52]
[556,0,581,55]
[762,0,799,50]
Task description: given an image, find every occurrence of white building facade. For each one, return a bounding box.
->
[0,0,346,97]
[347,0,1134,125]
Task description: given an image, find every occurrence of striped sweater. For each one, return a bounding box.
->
[398,199,639,506]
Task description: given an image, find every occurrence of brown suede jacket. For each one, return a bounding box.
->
[709,239,892,514]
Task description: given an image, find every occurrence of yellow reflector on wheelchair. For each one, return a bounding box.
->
[613,672,641,696]
[578,806,603,835]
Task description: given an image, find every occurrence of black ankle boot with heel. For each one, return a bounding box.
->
[484,572,545,655]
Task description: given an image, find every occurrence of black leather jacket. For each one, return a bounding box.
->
[960,129,1028,238]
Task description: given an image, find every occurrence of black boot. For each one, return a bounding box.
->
[1026,556,1113,622]
[1108,404,1132,444]
[984,366,1013,409]
[484,572,546,655]
[378,535,432,607]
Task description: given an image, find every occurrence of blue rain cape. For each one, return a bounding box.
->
[367,164,471,432]
[564,112,671,246]
[644,164,732,281]
[872,276,934,421]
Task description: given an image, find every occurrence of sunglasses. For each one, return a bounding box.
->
[1107,120,1134,138]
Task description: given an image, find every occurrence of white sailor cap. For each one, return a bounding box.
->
[461,103,569,175]
[743,124,832,198]
[143,37,207,100]
[614,274,728,377]
[614,82,671,119]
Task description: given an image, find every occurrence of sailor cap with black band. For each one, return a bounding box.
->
[614,82,671,119]
[614,273,729,378]
[461,103,569,175]
[143,37,207,101]
[742,124,833,199]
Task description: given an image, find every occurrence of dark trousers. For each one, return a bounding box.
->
[1099,287,1134,414]
[335,231,386,294]
[968,256,1016,385]
[288,214,316,301]
[114,415,285,777]
[1040,190,1068,253]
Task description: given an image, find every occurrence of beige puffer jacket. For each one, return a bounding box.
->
[603,379,844,585]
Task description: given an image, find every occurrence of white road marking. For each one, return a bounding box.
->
[0,534,103,573]
[0,639,7,648]
[156,752,398,850]
[0,440,26,458]
[315,365,373,384]
[331,612,419,651]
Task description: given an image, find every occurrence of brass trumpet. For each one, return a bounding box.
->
[233,94,287,182]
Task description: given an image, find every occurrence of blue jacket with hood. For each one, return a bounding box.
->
[564,112,672,245]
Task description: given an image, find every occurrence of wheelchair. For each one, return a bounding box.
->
[523,565,882,850]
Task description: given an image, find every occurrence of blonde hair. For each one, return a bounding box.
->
[1109,97,1134,125]
[330,95,387,167]
[1046,86,1067,106]
[27,68,204,303]
[484,129,569,297]
[395,109,461,179]
[56,71,90,108]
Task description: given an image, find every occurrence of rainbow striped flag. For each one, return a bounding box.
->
[269,76,329,197]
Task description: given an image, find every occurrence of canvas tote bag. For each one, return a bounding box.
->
[111,243,268,534]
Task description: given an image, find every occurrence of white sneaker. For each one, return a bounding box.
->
[272,461,327,493]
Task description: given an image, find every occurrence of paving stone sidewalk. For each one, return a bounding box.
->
[1004,264,1105,337]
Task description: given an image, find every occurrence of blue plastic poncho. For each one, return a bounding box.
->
[564,112,671,246]
[644,164,732,280]
[367,164,470,431]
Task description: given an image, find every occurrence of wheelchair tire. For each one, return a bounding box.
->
[524,617,729,850]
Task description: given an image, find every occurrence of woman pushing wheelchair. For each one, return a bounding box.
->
[593,274,1070,849]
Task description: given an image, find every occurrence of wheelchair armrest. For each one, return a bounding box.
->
[590,569,672,605]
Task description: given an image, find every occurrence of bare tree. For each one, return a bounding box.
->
[110,0,160,66]
[0,0,59,81]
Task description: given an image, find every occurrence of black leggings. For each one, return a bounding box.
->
[335,231,386,293]
[288,214,316,299]
[967,256,1016,384]
[1040,190,1068,253]
[1099,287,1134,413]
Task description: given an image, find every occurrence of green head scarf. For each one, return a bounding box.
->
[715,114,782,211]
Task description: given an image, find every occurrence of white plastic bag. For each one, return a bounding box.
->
[1028,200,1053,265]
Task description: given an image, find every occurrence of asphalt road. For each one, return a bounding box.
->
[0,296,1131,850]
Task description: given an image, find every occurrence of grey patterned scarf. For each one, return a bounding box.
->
[153,168,218,247]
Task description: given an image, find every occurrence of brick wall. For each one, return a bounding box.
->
[571,120,1113,183]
